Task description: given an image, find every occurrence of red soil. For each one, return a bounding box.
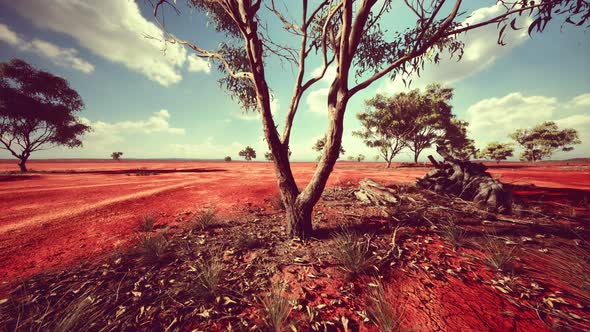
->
[0,159,589,330]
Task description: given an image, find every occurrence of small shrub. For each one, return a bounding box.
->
[366,281,405,332]
[192,257,223,301]
[331,228,374,277]
[269,193,285,211]
[190,206,218,231]
[136,233,167,262]
[483,238,515,272]
[261,281,292,332]
[139,214,155,232]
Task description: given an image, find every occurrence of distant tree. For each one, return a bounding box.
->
[355,154,366,162]
[313,136,344,160]
[264,151,273,161]
[111,152,123,161]
[439,119,477,160]
[0,59,90,172]
[346,156,355,161]
[510,121,580,162]
[374,155,380,161]
[224,156,232,162]
[150,0,589,239]
[239,146,256,161]
[265,148,291,161]
[479,142,514,163]
[353,94,414,168]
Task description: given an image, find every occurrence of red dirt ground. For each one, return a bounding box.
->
[1,159,589,330]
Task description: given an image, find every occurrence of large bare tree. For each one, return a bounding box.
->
[149,0,589,238]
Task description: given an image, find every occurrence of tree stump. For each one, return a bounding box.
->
[416,146,512,213]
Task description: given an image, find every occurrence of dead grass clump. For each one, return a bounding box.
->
[136,233,167,262]
[545,246,590,305]
[53,293,103,332]
[440,220,467,250]
[190,206,219,231]
[192,257,223,301]
[330,228,375,277]
[482,237,515,272]
[261,281,292,332]
[366,281,405,332]
[139,214,155,232]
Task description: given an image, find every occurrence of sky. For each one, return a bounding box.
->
[0,0,589,162]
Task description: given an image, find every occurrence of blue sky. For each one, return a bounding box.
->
[0,1,589,161]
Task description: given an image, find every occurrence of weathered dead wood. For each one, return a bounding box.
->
[354,178,400,206]
[416,146,512,213]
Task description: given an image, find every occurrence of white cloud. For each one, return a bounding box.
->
[567,93,590,109]
[7,1,189,86]
[81,109,185,150]
[306,88,330,114]
[379,3,532,93]
[466,92,590,159]
[0,23,94,73]
[187,54,211,74]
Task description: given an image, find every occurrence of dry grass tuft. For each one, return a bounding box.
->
[191,256,223,301]
[261,281,292,332]
[439,220,467,250]
[330,228,375,277]
[366,281,405,332]
[139,214,155,232]
[482,237,515,272]
[136,233,167,262]
[190,206,219,231]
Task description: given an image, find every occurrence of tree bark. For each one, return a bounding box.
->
[286,201,313,239]
[18,159,28,172]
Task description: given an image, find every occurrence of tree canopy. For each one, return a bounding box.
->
[150,0,590,238]
[239,146,257,161]
[440,119,477,160]
[111,152,124,160]
[510,121,580,162]
[313,136,345,158]
[354,94,413,167]
[0,58,90,172]
[479,142,514,163]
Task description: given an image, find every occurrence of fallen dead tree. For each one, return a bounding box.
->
[416,146,512,213]
[354,178,400,207]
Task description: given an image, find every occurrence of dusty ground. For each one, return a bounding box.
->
[0,160,589,331]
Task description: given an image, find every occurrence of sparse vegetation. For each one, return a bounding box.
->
[136,233,167,262]
[331,228,375,277]
[239,146,256,161]
[440,220,467,250]
[139,214,155,232]
[366,281,405,332]
[191,256,223,301]
[261,281,292,332]
[482,237,515,272]
[190,206,219,231]
[545,247,590,305]
[111,151,123,161]
[224,156,232,162]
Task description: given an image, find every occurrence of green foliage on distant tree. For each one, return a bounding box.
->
[239,146,256,161]
[313,136,344,159]
[355,154,366,162]
[265,148,291,161]
[510,121,580,162]
[478,142,514,163]
[224,156,232,162]
[111,152,123,161]
[354,94,414,167]
[440,119,477,160]
[0,58,90,172]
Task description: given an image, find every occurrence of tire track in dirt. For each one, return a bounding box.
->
[0,179,202,234]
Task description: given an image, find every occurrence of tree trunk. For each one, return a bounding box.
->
[285,201,313,239]
[385,160,392,168]
[18,158,28,172]
[414,153,419,164]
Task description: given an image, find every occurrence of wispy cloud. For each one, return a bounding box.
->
[0,23,94,73]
